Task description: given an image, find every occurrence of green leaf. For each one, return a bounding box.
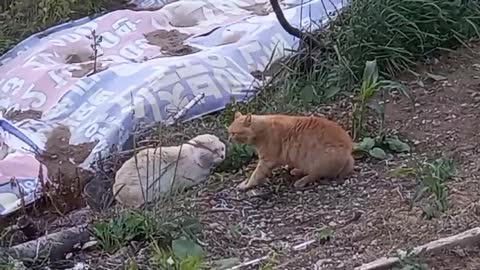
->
[300,84,315,103]
[385,137,411,153]
[172,238,204,260]
[357,137,375,151]
[362,60,379,90]
[368,147,387,159]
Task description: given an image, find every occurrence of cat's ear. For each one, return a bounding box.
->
[197,151,214,169]
[244,113,252,126]
[234,111,243,119]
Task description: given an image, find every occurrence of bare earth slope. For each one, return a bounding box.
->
[164,42,480,269]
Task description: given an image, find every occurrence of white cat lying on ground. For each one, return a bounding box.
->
[113,134,226,207]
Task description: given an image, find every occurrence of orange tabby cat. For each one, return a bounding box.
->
[227,112,354,190]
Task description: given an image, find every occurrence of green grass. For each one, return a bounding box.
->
[390,158,456,218]
[330,0,480,76]
[90,209,205,269]
[0,0,121,55]
[91,209,159,253]
[274,0,480,103]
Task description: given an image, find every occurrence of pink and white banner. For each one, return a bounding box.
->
[0,0,344,216]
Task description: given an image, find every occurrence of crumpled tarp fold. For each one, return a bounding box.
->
[0,0,344,216]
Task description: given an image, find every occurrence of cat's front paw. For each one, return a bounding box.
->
[236,180,252,191]
[290,168,304,176]
[294,178,311,188]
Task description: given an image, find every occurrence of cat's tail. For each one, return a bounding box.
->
[338,154,354,178]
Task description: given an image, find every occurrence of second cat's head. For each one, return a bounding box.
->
[187,134,226,168]
[227,112,256,144]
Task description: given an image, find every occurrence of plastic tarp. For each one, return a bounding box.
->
[0,0,344,216]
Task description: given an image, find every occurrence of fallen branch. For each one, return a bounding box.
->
[226,255,269,270]
[9,224,90,262]
[355,227,480,270]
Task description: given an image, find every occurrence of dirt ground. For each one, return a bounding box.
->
[114,42,480,269]
[144,29,200,56]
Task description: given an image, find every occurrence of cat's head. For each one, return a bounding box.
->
[188,134,226,168]
[227,112,256,144]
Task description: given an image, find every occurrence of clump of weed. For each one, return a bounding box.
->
[316,226,334,244]
[354,135,411,160]
[350,59,413,159]
[258,253,278,270]
[91,208,206,268]
[91,209,159,253]
[391,158,456,218]
[351,60,412,140]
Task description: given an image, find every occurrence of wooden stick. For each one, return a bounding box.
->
[355,227,480,270]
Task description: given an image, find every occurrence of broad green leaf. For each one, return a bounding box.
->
[368,147,386,159]
[385,137,411,153]
[172,238,204,260]
[300,84,315,103]
[362,60,379,90]
[357,137,375,151]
